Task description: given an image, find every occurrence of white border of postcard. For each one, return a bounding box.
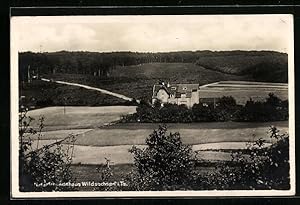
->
[10,14,295,198]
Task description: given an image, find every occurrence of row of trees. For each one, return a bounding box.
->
[122,93,288,123]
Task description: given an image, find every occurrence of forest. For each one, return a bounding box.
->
[19,50,288,83]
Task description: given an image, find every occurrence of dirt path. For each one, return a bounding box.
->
[41,78,140,103]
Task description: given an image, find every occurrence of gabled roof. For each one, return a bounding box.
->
[152,84,171,97]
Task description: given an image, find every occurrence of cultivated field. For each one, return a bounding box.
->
[199,81,288,105]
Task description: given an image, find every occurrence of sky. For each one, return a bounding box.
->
[11,15,293,53]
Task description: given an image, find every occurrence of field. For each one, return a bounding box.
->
[27,106,288,164]
[27,106,136,131]
[23,105,290,191]
[199,81,288,105]
[72,122,288,147]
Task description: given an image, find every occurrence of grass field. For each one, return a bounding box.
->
[27,106,136,131]
[199,81,288,105]
[73,125,287,147]
[33,121,288,146]
[31,140,272,164]
[26,106,289,165]
[199,88,288,105]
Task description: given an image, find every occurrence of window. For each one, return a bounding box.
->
[171,87,176,90]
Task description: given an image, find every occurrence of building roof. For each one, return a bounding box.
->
[153,83,199,99]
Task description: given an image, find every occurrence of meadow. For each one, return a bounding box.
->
[27,106,288,165]
[27,106,136,131]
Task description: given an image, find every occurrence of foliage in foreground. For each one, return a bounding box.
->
[125,125,289,191]
[19,108,76,191]
[198,126,290,190]
[128,125,196,190]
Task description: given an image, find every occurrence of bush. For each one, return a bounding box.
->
[19,108,76,191]
[206,126,290,190]
[124,93,288,123]
[128,125,196,190]
[238,93,288,122]
[212,96,241,121]
[160,104,193,123]
[191,103,215,122]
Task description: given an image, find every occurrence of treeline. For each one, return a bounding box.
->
[121,93,288,123]
[19,50,287,82]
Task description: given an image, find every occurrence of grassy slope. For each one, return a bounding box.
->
[45,63,247,102]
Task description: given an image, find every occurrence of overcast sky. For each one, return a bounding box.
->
[11,15,293,53]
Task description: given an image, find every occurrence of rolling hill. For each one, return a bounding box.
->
[42,63,247,103]
[19,50,288,106]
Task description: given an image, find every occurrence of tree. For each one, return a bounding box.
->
[128,125,196,190]
[238,93,288,122]
[213,96,240,121]
[192,103,215,122]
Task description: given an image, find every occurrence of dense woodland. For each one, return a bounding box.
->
[19,50,288,83]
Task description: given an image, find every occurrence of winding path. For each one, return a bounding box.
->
[41,78,140,103]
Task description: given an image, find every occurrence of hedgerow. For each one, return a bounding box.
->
[122,93,288,123]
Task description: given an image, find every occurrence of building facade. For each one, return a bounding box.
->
[152,83,200,108]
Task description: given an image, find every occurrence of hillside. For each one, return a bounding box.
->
[19,50,288,106]
[20,80,130,108]
[195,52,288,83]
[42,63,246,103]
